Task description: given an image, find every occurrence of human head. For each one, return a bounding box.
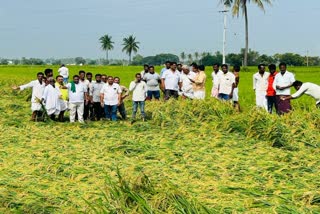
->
[182,65,190,74]
[135,73,142,82]
[37,72,44,82]
[44,68,53,77]
[95,74,102,83]
[213,63,220,72]
[43,77,48,86]
[114,77,120,84]
[292,80,303,91]
[56,75,64,84]
[144,64,149,72]
[279,62,287,73]
[48,77,55,86]
[149,65,155,74]
[268,64,276,74]
[86,72,93,81]
[177,63,182,71]
[258,64,265,73]
[73,75,80,84]
[101,74,107,83]
[233,65,240,72]
[192,64,199,73]
[61,64,65,67]
[221,64,228,73]
[107,76,114,85]
[170,62,177,71]
[199,65,205,71]
[165,61,171,69]
[79,70,85,80]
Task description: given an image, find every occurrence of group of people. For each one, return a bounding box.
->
[253,62,320,114]
[12,61,319,123]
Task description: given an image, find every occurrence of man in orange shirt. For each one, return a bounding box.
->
[266,64,278,113]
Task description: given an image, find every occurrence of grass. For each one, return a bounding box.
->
[0,65,320,213]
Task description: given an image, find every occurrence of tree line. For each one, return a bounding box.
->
[0,49,318,66]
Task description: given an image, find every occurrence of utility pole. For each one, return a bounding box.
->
[219,5,228,64]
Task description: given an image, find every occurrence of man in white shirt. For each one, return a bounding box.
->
[179,65,196,99]
[129,73,148,121]
[160,61,171,78]
[66,75,89,123]
[253,64,270,110]
[218,64,236,101]
[41,78,62,120]
[12,72,45,121]
[161,62,181,100]
[273,62,295,115]
[211,63,222,98]
[100,76,122,121]
[282,81,320,108]
[91,74,105,120]
[140,64,149,79]
[143,65,161,100]
[114,77,129,120]
[58,64,69,84]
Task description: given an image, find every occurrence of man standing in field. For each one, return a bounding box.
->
[100,76,122,121]
[129,73,148,122]
[190,64,206,100]
[114,77,129,120]
[160,61,171,78]
[179,65,196,99]
[41,78,63,120]
[58,64,69,84]
[218,64,235,101]
[66,75,89,123]
[232,65,241,111]
[55,75,68,122]
[140,64,149,79]
[143,65,161,100]
[12,72,45,121]
[281,80,320,108]
[91,74,104,120]
[211,63,222,98]
[161,62,181,100]
[266,64,278,113]
[253,64,270,110]
[273,62,295,115]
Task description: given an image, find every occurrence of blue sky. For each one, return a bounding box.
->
[0,0,319,59]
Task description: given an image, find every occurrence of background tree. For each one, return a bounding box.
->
[222,0,272,67]
[75,57,86,65]
[122,35,140,64]
[194,52,199,63]
[187,54,193,64]
[180,52,186,64]
[99,34,114,64]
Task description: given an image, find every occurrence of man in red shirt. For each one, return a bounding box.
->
[266,64,278,113]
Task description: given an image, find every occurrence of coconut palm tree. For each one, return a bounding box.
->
[180,52,186,64]
[187,54,193,64]
[221,0,271,66]
[122,35,140,64]
[194,52,199,63]
[99,34,114,64]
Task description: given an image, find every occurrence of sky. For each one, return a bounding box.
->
[0,0,319,59]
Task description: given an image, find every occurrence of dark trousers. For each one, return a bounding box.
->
[118,103,127,120]
[83,101,93,120]
[164,90,179,100]
[93,102,103,120]
[267,96,277,114]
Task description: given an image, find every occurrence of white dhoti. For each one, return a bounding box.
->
[31,102,42,112]
[233,88,239,102]
[69,102,84,123]
[255,91,268,111]
[193,90,205,100]
[42,85,62,116]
